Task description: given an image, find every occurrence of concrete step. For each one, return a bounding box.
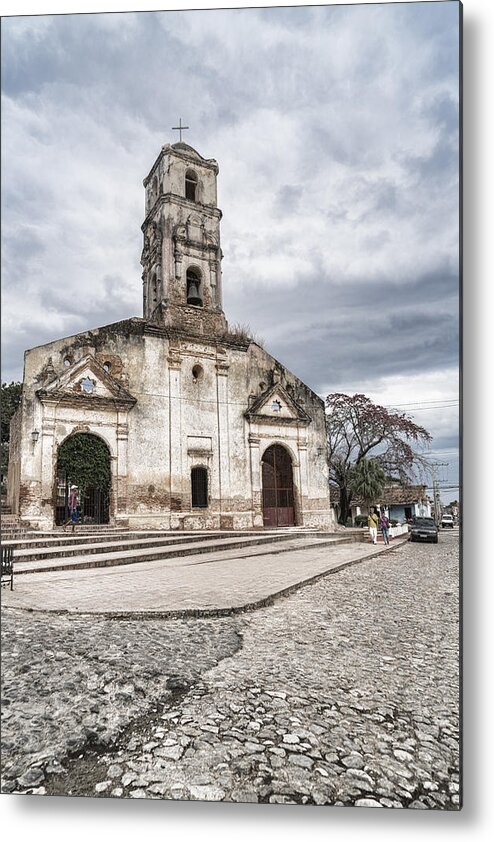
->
[1,523,129,536]
[3,526,288,546]
[53,523,129,528]
[4,527,350,555]
[5,529,295,561]
[12,532,356,575]
[1,528,35,537]
[1,528,135,542]
[3,530,174,552]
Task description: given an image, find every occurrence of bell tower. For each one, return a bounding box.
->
[141,139,228,337]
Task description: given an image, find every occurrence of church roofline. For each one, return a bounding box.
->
[23,318,147,357]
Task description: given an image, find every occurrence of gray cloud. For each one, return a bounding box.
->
[1,4,460,497]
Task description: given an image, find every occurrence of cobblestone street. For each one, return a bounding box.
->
[1,531,460,809]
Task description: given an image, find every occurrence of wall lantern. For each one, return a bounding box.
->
[31,429,40,445]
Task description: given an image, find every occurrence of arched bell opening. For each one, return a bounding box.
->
[186,267,203,307]
[261,443,295,527]
[55,433,111,525]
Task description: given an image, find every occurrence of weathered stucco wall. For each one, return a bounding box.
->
[14,319,334,531]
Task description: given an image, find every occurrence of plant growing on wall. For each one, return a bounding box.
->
[57,433,111,494]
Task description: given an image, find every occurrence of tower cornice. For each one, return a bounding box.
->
[141,194,222,232]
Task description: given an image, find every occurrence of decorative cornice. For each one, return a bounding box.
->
[142,194,222,230]
[167,357,182,369]
[246,413,309,428]
[187,448,213,458]
[36,391,136,412]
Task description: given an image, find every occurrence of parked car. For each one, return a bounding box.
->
[409,517,439,543]
[441,514,454,528]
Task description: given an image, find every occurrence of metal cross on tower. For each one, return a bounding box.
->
[172,118,189,142]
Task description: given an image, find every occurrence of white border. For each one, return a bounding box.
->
[1,1,492,839]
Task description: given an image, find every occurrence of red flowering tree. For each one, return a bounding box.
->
[326,393,432,524]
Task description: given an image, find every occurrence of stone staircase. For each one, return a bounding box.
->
[0,508,28,538]
[1,526,366,576]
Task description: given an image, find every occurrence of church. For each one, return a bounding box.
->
[8,139,334,532]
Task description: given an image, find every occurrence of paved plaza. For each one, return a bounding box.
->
[1,536,400,615]
[1,531,460,808]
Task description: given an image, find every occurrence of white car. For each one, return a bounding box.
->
[441,514,454,528]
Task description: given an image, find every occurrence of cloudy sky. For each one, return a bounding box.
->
[1,1,460,501]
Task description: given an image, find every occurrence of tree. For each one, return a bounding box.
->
[1,381,22,445]
[326,393,432,525]
[349,458,386,510]
[1,382,23,484]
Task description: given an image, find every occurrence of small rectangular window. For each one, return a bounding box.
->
[191,466,208,508]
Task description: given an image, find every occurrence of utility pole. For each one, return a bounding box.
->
[430,461,448,524]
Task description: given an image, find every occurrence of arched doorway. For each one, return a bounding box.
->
[55,433,111,525]
[262,444,295,527]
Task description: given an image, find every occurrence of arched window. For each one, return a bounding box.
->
[191,466,208,508]
[186,268,203,306]
[185,170,198,202]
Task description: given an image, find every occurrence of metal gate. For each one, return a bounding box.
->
[262,444,295,527]
[55,471,109,526]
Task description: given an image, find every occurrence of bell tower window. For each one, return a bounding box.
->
[186,268,203,307]
[185,170,198,202]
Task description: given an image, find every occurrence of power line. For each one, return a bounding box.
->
[385,399,459,407]
[402,406,459,413]
[387,405,459,413]
[424,446,459,451]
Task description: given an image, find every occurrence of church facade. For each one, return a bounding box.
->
[8,141,334,532]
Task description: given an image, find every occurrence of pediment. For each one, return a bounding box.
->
[245,384,311,425]
[36,355,137,410]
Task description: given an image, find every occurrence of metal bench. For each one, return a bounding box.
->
[1,545,14,590]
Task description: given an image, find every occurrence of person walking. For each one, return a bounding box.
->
[368,507,379,544]
[63,485,79,533]
[380,508,390,545]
